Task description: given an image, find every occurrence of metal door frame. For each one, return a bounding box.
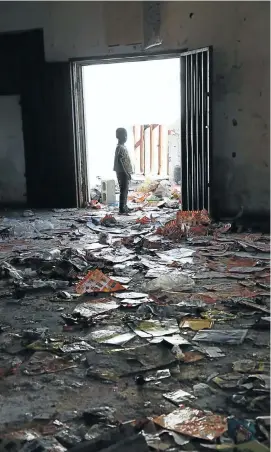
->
[70,49,184,207]
[70,62,89,207]
[70,47,212,209]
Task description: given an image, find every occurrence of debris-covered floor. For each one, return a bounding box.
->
[0,204,269,451]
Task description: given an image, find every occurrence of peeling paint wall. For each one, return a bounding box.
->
[0,96,26,204]
[0,1,269,217]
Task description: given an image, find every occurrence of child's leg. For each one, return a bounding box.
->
[117,173,129,213]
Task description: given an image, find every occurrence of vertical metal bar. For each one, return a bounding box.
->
[158,125,162,175]
[150,125,153,174]
[203,52,208,211]
[185,56,190,209]
[206,49,211,213]
[192,53,197,211]
[190,54,194,210]
[140,126,144,174]
[180,56,187,210]
[195,53,199,210]
[167,130,169,177]
[197,54,202,209]
[133,125,136,166]
[201,51,205,209]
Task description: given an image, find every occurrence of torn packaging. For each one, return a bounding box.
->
[153,406,227,441]
[75,269,126,294]
[73,300,119,319]
[179,318,213,331]
[86,327,135,345]
[131,319,179,338]
[163,389,195,404]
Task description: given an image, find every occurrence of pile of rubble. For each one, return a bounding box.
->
[0,205,269,452]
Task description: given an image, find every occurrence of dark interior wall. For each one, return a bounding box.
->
[0,29,77,208]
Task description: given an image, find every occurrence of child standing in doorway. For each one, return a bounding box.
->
[113,128,133,214]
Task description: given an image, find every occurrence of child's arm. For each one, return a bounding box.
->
[119,147,132,178]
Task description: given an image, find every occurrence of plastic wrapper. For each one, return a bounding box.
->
[75,269,125,294]
[136,178,159,193]
[179,318,213,331]
[153,406,227,440]
[60,341,94,353]
[145,369,171,382]
[156,247,195,264]
[136,216,152,224]
[113,262,139,277]
[145,273,194,292]
[193,329,248,344]
[131,319,179,338]
[87,326,135,345]
[155,335,190,346]
[227,417,256,444]
[153,180,171,198]
[73,300,119,319]
[163,389,195,404]
[201,309,237,321]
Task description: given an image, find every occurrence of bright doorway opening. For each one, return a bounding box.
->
[82,58,181,201]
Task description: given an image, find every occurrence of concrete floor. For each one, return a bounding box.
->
[0,208,269,448]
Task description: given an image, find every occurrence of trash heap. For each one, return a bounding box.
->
[0,207,269,452]
[128,178,181,208]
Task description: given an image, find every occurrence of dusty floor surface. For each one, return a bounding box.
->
[0,207,269,450]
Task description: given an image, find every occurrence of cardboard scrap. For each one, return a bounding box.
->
[153,406,227,440]
[75,269,125,294]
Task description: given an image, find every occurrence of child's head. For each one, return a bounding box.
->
[116,128,127,144]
